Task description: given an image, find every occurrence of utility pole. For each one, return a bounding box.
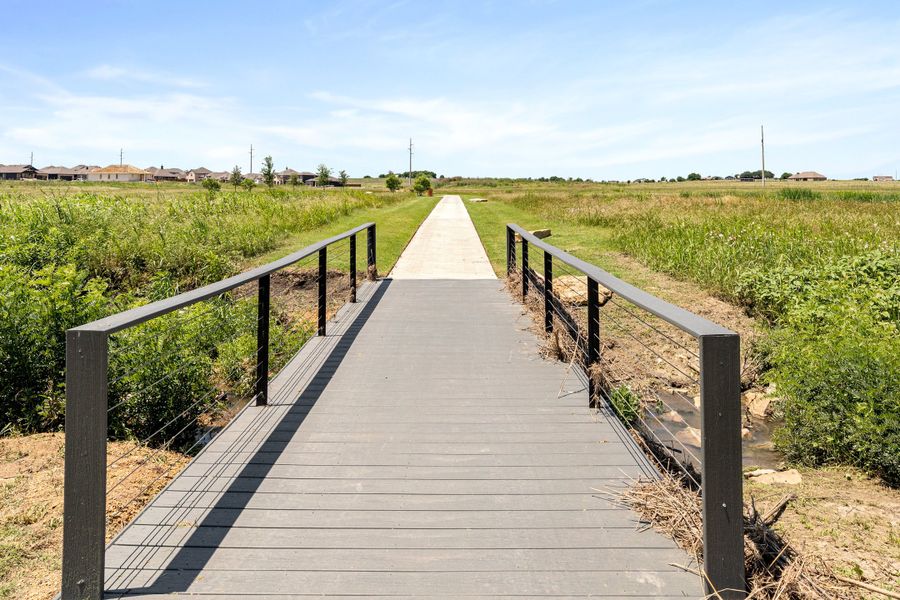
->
[120,148,123,166]
[760,125,766,188]
[30,151,33,166]
[249,144,254,174]
[408,138,413,187]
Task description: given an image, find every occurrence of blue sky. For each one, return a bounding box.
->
[1,0,898,179]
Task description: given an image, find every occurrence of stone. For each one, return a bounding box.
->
[660,410,685,424]
[514,228,551,242]
[744,468,776,478]
[743,390,773,419]
[753,469,802,485]
[468,197,487,202]
[675,426,702,448]
[553,275,588,305]
[741,427,753,440]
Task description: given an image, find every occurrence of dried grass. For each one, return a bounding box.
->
[617,473,858,599]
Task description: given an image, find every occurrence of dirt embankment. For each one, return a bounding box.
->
[1,433,188,600]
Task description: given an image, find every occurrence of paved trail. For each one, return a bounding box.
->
[390,195,495,279]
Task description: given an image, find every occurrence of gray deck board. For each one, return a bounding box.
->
[104,279,702,598]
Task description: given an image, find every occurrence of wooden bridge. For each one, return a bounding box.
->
[60,197,745,599]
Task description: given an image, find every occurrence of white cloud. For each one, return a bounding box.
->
[83,64,204,89]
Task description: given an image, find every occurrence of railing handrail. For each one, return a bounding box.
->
[507,224,734,338]
[61,222,376,600]
[507,223,745,598]
[73,222,374,335]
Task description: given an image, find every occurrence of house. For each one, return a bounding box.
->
[146,167,183,182]
[37,166,77,180]
[207,171,230,182]
[304,175,343,187]
[787,171,827,181]
[86,164,151,182]
[873,175,895,182]
[71,165,99,181]
[0,164,38,180]
[277,168,316,185]
[185,167,212,183]
[245,172,262,184]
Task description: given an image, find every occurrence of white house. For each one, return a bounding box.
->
[86,164,150,182]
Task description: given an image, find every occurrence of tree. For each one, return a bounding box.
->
[202,177,221,195]
[316,163,331,187]
[242,178,255,192]
[385,172,402,192]
[229,165,243,190]
[687,172,701,181]
[261,155,276,187]
[781,172,793,180]
[675,176,685,182]
[412,174,431,196]
[288,173,299,188]
[339,170,348,186]
[739,169,775,180]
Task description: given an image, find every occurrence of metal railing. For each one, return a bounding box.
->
[61,223,376,600]
[506,224,745,599]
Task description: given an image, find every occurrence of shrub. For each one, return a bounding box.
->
[412,174,432,196]
[770,317,899,485]
[385,172,402,192]
[609,384,641,424]
[0,264,108,432]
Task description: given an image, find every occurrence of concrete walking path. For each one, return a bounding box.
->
[390,195,495,279]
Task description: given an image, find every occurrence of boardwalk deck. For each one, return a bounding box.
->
[101,197,704,598]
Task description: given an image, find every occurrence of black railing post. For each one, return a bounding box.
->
[61,329,108,600]
[521,239,529,300]
[255,274,270,406]
[318,247,327,336]
[506,226,515,275]
[587,277,600,408]
[699,334,745,599]
[366,224,377,281]
[543,251,553,333]
[349,234,357,303]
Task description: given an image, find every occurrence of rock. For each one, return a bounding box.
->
[468,197,487,202]
[553,275,588,305]
[514,228,551,242]
[743,390,773,419]
[675,426,702,448]
[753,469,802,485]
[741,427,753,440]
[692,394,701,408]
[744,468,776,479]
[660,410,685,424]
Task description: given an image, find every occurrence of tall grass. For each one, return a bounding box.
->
[0,186,401,435]
[464,182,900,484]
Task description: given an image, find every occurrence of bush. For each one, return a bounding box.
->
[385,172,402,192]
[609,384,641,424]
[412,174,432,196]
[770,318,899,485]
[0,264,108,432]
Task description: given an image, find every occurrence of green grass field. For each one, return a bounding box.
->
[459,180,900,485]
